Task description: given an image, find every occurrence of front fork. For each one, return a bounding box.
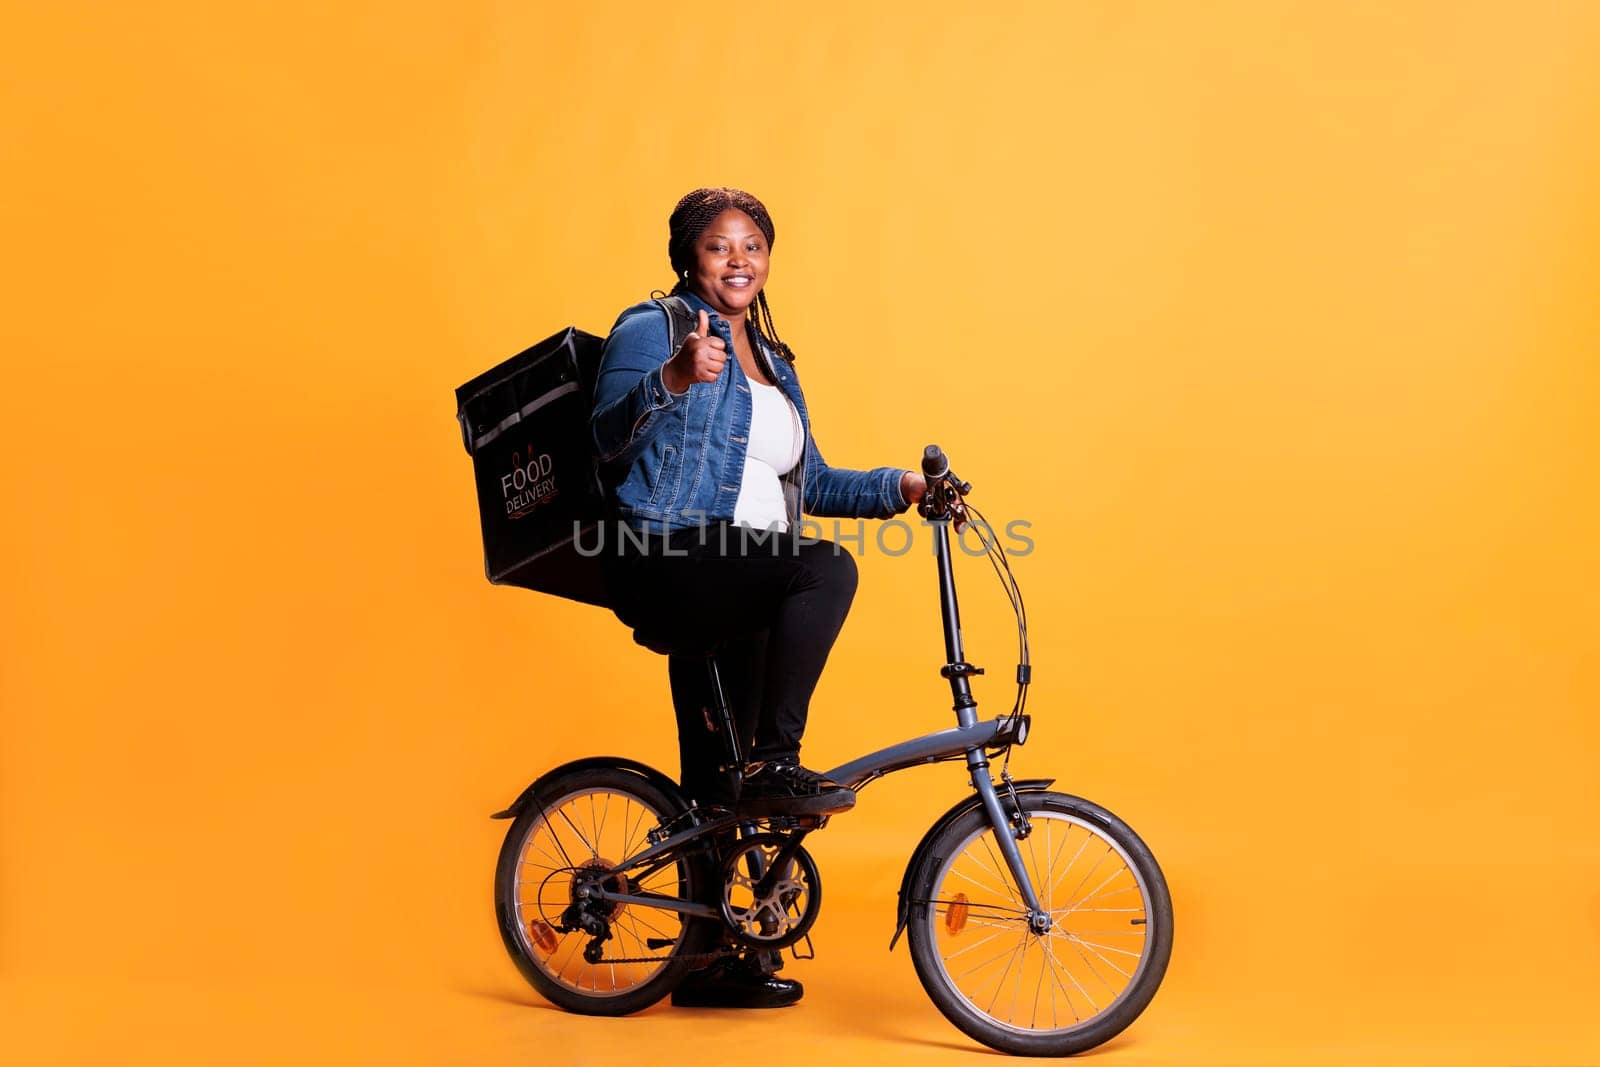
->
[968,756,1054,934]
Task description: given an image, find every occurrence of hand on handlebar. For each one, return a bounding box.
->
[908,450,972,533]
[900,470,928,506]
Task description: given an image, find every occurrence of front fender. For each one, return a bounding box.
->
[489,756,681,820]
[889,778,1056,950]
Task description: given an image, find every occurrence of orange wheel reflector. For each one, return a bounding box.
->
[529,920,558,954]
[945,893,970,935]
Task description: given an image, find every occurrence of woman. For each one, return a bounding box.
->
[593,186,929,812]
[589,189,927,1007]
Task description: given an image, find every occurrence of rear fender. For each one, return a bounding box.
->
[489,756,682,819]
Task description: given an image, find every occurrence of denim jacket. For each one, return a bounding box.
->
[590,288,910,533]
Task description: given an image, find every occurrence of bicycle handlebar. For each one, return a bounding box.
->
[918,443,973,525]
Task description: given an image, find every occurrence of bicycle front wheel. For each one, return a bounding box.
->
[906,791,1173,1056]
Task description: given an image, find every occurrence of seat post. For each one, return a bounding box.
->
[703,653,744,770]
[705,652,773,908]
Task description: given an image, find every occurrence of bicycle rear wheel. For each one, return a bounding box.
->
[494,765,717,1015]
[906,791,1172,1055]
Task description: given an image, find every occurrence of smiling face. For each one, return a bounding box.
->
[685,208,770,318]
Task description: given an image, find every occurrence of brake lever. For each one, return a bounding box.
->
[917,473,973,533]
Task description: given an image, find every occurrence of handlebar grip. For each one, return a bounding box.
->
[922,444,949,480]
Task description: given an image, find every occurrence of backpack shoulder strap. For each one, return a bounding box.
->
[651,294,696,357]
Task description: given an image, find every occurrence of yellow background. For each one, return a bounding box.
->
[3,2,1597,1063]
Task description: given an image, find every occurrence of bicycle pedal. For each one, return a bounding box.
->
[760,814,827,832]
[789,933,815,961]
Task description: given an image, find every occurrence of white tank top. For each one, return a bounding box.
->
[733,375,803,532]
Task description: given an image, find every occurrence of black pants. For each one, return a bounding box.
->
[667,630,765,806]
[605,522,859,804]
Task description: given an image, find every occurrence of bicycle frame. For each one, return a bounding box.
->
[580,515,1049,932]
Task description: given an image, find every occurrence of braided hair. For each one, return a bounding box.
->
[666,187,797,364]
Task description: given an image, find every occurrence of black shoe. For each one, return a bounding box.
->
[737,756,856,817]
[670,955,804,1009]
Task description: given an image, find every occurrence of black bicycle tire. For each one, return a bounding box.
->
[494,765,717,1016]
[906,791,1173,1056]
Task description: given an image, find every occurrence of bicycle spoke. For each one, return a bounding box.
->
[1009,936,1029,1025]
[617,912,648,954]
[521,832,567,870]
[621,800,649,859]
[1064,867,1132,914]
[1046,937,1060,1028]
[953,933,1028,983]
[983,934,1029,1016]
[1060,842,1112,910]
[977,834,1023,906]
[946,862,1016,903]
[1047,830,1093,906]
[548,926,585,976]
[1041,934,1080,1023]
[1065,885,1141,910]
[1058,928,1121,990]
[1067,934,1140,963]
[1028,935,1049,1029]
[624,907,676,943]
[625,909,666,952]
[555,803,599,860]
[1055,929,1130,986]
[596,792,611,854]
[1043,819,1055,912]
[519,878,566,906]
[1025,829,1044,912]
[958,838,1015,896]
[1046,931,1102,1013]
[941,928,1007,962]
[636,865,676,894]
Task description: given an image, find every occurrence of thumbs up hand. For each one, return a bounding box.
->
[663,309,728,395]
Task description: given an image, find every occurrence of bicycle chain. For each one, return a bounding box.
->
[582,949,730,965]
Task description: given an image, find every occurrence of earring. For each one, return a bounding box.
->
[682,270,689,279]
